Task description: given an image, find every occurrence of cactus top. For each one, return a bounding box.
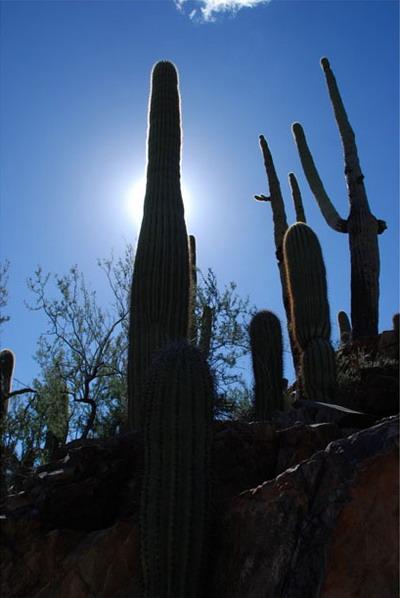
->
[146,60,182,208]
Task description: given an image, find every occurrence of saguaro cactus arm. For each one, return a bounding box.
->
[256,134,289,253]
[288,172,307,223]
[320,58,387,232]
[292,122,348,233]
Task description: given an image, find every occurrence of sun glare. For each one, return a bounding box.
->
[126,176,194,228]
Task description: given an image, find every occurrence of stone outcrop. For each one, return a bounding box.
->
[213,416,399,598]
[1,416,398,597]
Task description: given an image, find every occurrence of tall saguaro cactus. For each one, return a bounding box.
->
[254,135,302,372]
[249,310,284,419]
[292,57,386,340]
[128,62,190,430]
[140,341,213,598]
[283,223,337,402]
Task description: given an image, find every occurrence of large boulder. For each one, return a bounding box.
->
[213,416,399,597]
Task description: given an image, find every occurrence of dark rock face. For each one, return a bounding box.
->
[1,417,398,597]
[213,416,399,598]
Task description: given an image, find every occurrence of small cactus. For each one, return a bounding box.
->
[140,341,213,598]
[249,310,284,419]
[0,349,14,422]
[393,313,399,335]
[337,310,352,345]
[283,223,337,402]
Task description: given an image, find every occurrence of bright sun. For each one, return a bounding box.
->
[126,176,193,228]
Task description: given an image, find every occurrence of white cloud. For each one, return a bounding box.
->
[174,0,271,22]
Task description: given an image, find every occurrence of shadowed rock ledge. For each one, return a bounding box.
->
[1,416,398,597]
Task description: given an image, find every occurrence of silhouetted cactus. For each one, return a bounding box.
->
[302,338,337,402]
[393,313,399,335]
[283,223,337,402]
[140,341,213,598]
[338,310,352,345]
[254,135,304,372]
[0,349,14,423]
[128,61,190,430]
[292,57,386,340]
[250,310,284,419]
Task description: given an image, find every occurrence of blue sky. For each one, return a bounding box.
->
[1,0,398,389]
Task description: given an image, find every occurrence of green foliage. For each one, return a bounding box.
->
[26,245,132,440]
[250,310,284,419]
[141,341,213,598]
[128,61,190,431]
[194,268,255,414]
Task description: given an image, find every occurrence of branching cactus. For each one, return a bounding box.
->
[140,341,213,598]
[283,223,337,402]
[249,310,284,419]
[292,57,386,340]
[254,135,304,372]
[0,349,14,423]
[337,310,352,345]
[128,61,190,430]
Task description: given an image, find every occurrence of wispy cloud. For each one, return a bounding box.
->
[174,0,271,22]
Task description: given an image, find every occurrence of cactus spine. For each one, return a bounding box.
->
[249,311,284,419]
[338,310,352,345]
[140,341,213,598]
[283,223,337,402]
[128,61,190,430]
[292,57,386,340]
